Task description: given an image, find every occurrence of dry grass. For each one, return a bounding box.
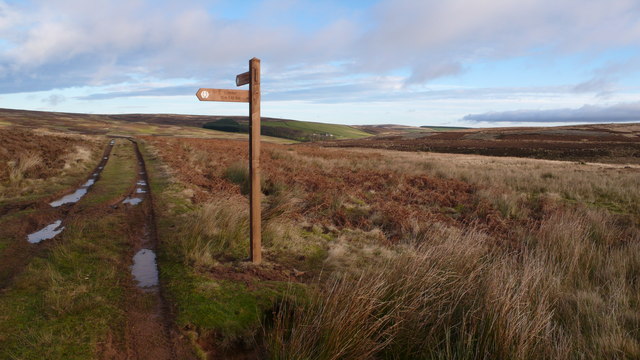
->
[266,206,639,359]
[146,137,640,359]
[0,129,104,202]
[7,151,42,184]
[180,195,249,266]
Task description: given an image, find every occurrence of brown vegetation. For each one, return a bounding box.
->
[321,124,640,164]
[0,128,96,184]
[145,135,640,359]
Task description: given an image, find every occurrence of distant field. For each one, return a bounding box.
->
[262,119,371,139]
[2,109,640,359]
[204,117,371,141]
[0,108,295,144]
[323,123,640,164]
[421,125,470,131]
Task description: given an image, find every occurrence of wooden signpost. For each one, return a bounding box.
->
[196,58,262,264]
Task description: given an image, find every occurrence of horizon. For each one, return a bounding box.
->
[4,106,640,130]
[1,0,639,127]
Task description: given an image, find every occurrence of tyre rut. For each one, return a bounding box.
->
[115,139,196,360]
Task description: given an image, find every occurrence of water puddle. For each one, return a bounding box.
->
[136,188,147,194]
[123,197,143,206]
[50,147,110,207]
[50,188,88,207]
[27,220,64,244]
[136,180,147,186]
[131,249,159,289]
[110,140,115,145]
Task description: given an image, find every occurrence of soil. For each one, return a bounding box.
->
[114,139,196,360]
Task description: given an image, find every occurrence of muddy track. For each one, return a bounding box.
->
[114,139,195,360]
[0,140,116,290]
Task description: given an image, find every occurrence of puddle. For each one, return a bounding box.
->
[103,156,108,160]
[136,180,147,186]
[50,188,88,207]
[110,140,115,145]
[51,157,107,207]
[123,197,143,205]
[136,188,147,194]
[131,249,159,288]
[27,220,64,244]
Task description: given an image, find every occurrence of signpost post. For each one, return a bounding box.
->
[196,57,262,264]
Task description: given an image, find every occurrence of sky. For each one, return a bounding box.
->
[0,0,639,127]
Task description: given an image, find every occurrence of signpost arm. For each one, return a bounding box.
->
[249,58,261,264]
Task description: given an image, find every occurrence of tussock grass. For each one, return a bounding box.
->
[146,138,640,358]
[265,207,640,359]
[7,151,42,184]
[0,132,104,204]
[181,197,249,265]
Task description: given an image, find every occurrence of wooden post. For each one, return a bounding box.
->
[196,58,261,264]
[249,58,261,264]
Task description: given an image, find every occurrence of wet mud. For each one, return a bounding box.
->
[117,139,195,360]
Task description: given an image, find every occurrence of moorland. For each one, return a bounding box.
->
[0,108,639,359]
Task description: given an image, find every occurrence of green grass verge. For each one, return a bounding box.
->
[0,138,138,359]
[79,140,137,206]
[138,141,304,351]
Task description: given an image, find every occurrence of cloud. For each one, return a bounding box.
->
[0,0,640,102]
[463,102,640,123]
[42,94,66,106]
[77,85,196,100]
[359,0,640,83]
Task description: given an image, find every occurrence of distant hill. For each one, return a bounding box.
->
[319,122,640,164]
[203,117,371,142]
[421,126,470,131]
[0,108,371,142]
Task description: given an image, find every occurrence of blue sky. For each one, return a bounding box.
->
[0,0,639,127]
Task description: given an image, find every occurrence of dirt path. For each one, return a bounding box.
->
[115,139,195,360]
[0,140,115,290]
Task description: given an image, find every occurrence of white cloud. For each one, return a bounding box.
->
[463,101,640,123]
[0,0,639,127]
[3,0,639,93]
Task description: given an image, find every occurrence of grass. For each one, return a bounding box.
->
[78,140,137,206]
[421,126,470,131]
[0,139,138,359]
[0,131,105,206]
[0,108,296,144]
[262,119,371,140]
[138,140,300,354]
[145,137,640,359]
